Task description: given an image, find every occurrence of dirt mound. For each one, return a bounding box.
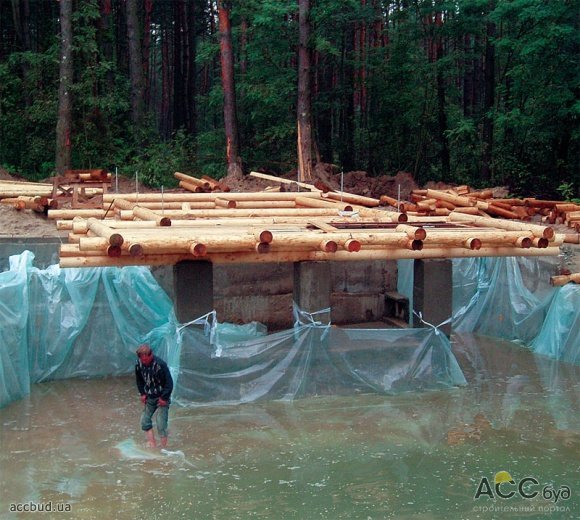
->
[0,168,26,182]
[221,164,418,201]
[316,168,419,201]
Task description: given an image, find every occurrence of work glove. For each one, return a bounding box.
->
[158,397,168,407]
[140,394,147,405]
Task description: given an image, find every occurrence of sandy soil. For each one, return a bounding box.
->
[0,203,67,238]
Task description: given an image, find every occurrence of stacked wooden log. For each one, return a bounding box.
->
[47,173,564,268]
[0,179,54,199]
[379,186,580,244]
[550,273,580,286]
[176,172,230,193]
[61,169,111,182]
[0,176,105,210]
[0,195,57,213]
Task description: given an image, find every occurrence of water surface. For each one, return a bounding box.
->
[0,334,577,519]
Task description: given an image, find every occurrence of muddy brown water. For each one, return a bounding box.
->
[0,333,578,519]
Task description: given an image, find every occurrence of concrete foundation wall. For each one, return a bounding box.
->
[214,263,294,329]
[167,260,397,329]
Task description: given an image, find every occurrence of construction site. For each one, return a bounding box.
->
[0,169,578,518]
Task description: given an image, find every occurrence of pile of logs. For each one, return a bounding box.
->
[45,172,567,268]
[176,172,230,193]
[0,173,108,210]
[0,179,54,199]
[379,186,580,244]
[0,195,57,213]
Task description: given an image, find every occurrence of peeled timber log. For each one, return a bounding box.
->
[174,172,211,190]
[232,200,296,209]
[322,191,380,207]
[112,201,215,210]
[114,198,171,226]
[85,219,124,247]
[117,208,368,220]
[451,207,480,215]
[295,195,352,211]
[1,198,27,210]
[103,192,321,203]
[355,207,408,223]
[201,175,229,192]
[550,273,580,286]
[112,234,275,257]
[48,209,107,219]
[269,240,339,253]
[178,180,207,193]
[214,197,237,208]
[379,195,400,208]
[267,230,424,250]
[249,171,321,192]
[395,224,426,240]
[475,201,520,219]
[448,211,555,239]
[59,245,562,268]
[426,189,475,207]
[555,203,580,213]
[465,189,494,199]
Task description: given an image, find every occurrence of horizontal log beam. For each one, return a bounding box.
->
[59,245,561,268]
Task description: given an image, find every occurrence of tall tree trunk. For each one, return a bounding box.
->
[339,27,355,172]
[314,51,332,164]
[185,3,197,136]
[98,0,114,85]
[481,2,496,184]
[174,0,186,131]
[218,1,243,178]
[297,0,313,182]
[160,23,171,139]
[143,0,153,110]
[462,34,473,117]
[240,16,248,75]
[126,0,145,126]
[55,0,73,174]
[434,9,449,179]
[10,0,31,51]
[11,0,32,105]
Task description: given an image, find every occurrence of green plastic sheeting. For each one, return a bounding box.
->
[3,251,576,412]
[532,284,580,365]
[0,252,30,408]
[452,256,579,364]
[0,251,176,408]
[171,304,467,406]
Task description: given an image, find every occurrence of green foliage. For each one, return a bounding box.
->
[127,130,196,188]
[196,129,227,179]
[556,182,577,202]
[444,116,480,186]
[0,48,59,178]
[0,0,577,195]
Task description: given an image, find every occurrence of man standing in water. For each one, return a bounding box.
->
[135,344,173,448]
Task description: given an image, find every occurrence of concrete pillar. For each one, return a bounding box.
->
[293,261,331,314]
[173,260,213,323]
[413,259,453,336]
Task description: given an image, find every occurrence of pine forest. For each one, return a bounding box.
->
[0,0,578,197]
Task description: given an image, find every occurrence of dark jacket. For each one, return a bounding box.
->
[135,356,173,402]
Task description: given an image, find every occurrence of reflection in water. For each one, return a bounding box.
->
[0,334,578,519]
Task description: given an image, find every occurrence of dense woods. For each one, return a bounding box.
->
[0,0,577,197]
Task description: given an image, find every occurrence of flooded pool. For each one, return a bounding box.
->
[0,333,578,519]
